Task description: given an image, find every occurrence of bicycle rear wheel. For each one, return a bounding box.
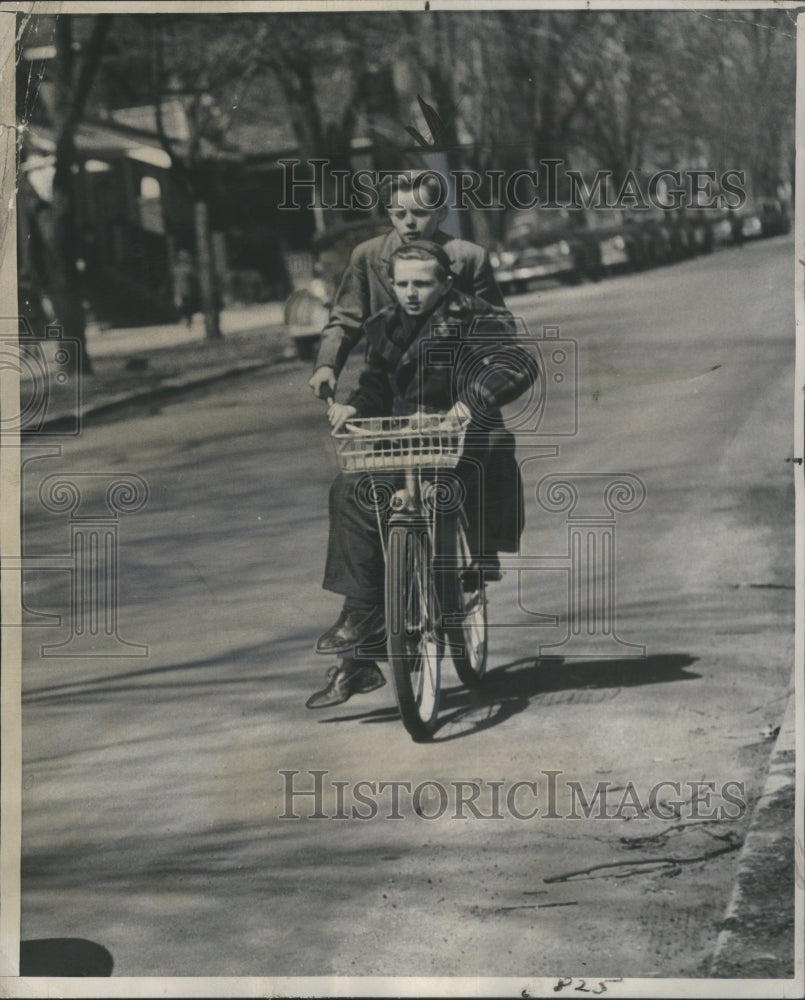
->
[445,517,488,688]
[386,520,441,742]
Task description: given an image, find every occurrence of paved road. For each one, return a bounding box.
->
[19,236,795,980]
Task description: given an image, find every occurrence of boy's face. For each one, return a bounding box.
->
[386,188,445,243]
[391,258,451,317]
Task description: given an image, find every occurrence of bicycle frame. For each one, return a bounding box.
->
[330,413,487,739]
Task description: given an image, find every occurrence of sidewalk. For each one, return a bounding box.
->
[709,675,800,979]
[84,301,287,359]
[20,302,302,432]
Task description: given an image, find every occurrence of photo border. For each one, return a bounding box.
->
[0,1,801,996]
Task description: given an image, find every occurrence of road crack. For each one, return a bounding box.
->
[544,839,743,883]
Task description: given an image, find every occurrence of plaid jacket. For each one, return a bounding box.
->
[314,229,505,375]
[347,291,537,419]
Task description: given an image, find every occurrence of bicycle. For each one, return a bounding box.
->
[332,412,488,742]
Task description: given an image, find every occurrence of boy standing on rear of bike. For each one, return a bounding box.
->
[308,170,504,401]
[307,240,537,709]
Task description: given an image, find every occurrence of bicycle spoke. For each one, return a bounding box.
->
[446,516,488,688]
[386,521,442,740]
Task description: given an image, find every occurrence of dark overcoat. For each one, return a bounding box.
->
[314,229,505,375]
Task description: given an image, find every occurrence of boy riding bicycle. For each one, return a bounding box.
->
[307,240,538,709]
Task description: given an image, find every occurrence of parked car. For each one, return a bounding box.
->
[732,201,764,242]
[756,198,791,237]
[491,210,601,293]
[685,208,715,254]
[493,206,660,290]
[576,208,641,273]
[696,206,736,247]
[623,208,674,269]
[654,207,714,259]
[284,217,390,360]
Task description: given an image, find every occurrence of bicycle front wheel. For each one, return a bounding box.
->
[385,521,441,742]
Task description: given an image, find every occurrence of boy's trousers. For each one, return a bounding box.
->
[323,428,523,603]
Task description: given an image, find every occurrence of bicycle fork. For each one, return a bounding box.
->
[391,469,420,515]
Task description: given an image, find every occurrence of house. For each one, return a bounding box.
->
[21,100,317,327]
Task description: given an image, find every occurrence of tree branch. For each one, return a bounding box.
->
[147,18,195,191]
[66,16,112,130]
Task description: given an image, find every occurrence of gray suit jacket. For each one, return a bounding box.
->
[314,228,505,374]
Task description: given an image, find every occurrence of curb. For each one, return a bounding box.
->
[39,354,299,433]
[709,678,798,978]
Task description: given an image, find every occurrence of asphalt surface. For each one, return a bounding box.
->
[18,236,798,983]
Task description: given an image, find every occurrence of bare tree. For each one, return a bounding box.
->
[19,14,112,374]
[145,15,267,339]
[257,13,399,230]
[677,10,795,197]
[571,10,795,197]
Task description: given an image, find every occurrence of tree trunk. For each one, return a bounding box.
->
[193,200,221,340]
[44,14,112,374]
[428,16,472,240]
[49,19,101,376]
[51,139,93,375]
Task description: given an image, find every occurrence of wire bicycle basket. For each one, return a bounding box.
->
[332,414,466,473]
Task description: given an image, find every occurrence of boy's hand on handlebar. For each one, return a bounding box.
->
[442,401,472,429]
[328,403,358,432]
[309,366,337,399]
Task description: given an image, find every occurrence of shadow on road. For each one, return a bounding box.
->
[321,653,700,742]
[434,652,701,741]
[22,636,309,704]
[20,938,114,976]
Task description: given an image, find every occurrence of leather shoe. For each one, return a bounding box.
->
[462,556,502,592]
[315,606,385,655]
[477,555,502,582]
[305,661,386,709]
